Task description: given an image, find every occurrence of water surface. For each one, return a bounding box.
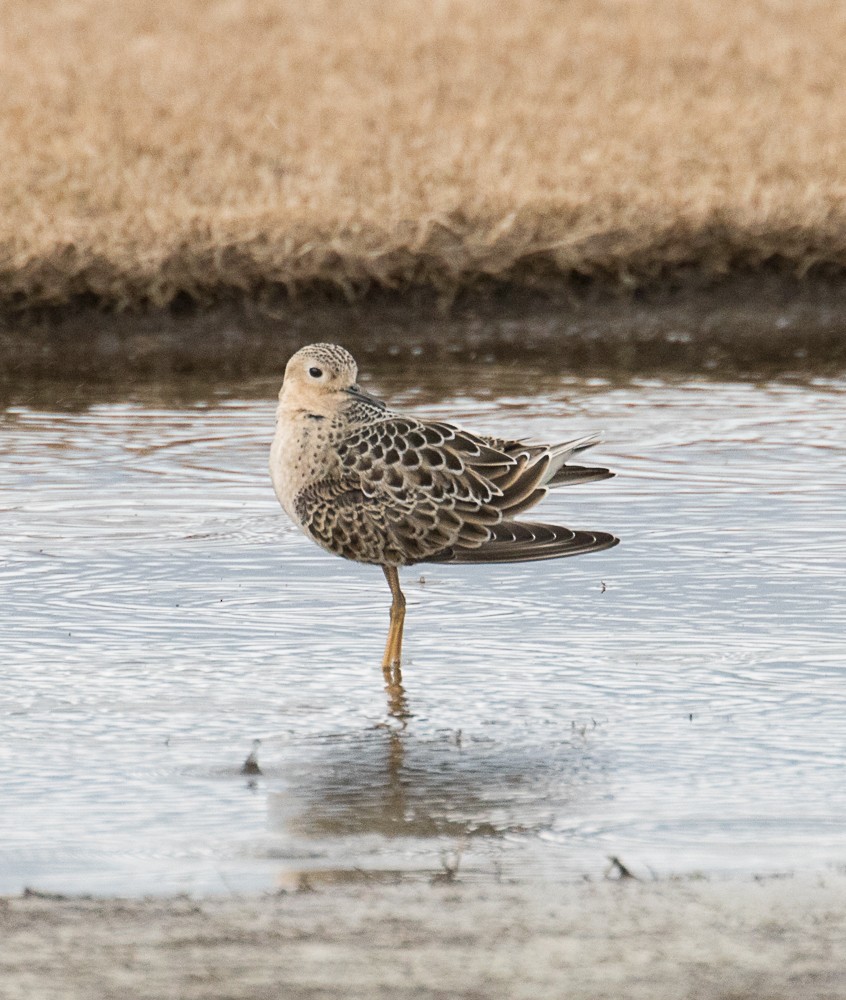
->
[2,367,844,894]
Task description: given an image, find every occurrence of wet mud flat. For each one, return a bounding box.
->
[3,272,846,382]
[4,875,846,1000]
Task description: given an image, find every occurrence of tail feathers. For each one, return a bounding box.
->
[549,432,605,459]
[547,464,615,488]
[543,434,605,482]
[425,520,619,564]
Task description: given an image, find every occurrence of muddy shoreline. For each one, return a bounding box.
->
[3,271,846,382]
[4,875,845,1000]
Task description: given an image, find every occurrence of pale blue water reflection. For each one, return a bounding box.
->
[1,372,844,894]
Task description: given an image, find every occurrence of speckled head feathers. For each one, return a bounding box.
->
[280,343,359,409]
[285,343,357,383]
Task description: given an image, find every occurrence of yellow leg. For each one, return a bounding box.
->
[381,565,406,671]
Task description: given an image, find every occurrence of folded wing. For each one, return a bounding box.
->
[297,417,618,566]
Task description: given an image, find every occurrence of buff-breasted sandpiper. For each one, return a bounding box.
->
[270,344,618,672]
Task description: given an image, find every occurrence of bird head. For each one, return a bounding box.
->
[279,343,360,415]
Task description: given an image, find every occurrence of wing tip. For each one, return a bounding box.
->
[424,523,620,565]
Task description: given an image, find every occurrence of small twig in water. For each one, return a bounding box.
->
[431,846,464,884]
[605,856,639,880]
[240,739,262,775]
[23,887,73,900]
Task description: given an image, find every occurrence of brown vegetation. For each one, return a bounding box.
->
[2,0,846,314]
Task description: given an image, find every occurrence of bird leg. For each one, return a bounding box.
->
[381,565,406,672]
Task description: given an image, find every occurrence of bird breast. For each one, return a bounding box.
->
[270,411,336,525]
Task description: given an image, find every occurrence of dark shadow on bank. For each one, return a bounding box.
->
[3,270,846,385]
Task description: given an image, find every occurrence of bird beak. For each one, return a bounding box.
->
[344,384,380,404]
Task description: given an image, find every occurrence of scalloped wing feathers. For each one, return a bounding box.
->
[293,416,616,566]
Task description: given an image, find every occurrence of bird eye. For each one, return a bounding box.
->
[308,367,323,379]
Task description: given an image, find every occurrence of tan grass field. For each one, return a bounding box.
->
[2,0,846,314]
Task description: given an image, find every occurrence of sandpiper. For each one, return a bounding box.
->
[270,344,618,671]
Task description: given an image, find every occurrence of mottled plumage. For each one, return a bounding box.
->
[270,343,618,670]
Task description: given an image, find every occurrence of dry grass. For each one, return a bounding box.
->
[3,0,846,312]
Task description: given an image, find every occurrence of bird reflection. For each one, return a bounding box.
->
[382,660,411,724]
[267,717,605,847]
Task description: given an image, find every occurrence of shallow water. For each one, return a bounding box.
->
[2,367,845,895]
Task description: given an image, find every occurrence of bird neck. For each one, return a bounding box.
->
[277,381,338,420]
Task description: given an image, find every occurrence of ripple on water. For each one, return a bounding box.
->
[1,373,845,894]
